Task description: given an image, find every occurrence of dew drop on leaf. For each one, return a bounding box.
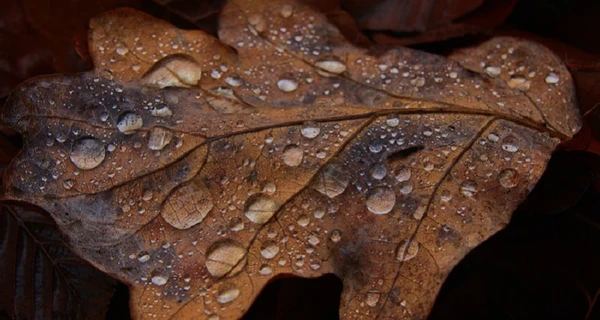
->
[244,194,280,224]
[366,186,396,214]
[117,112,143,134]
[498,168,519,188]
[460,180,478,197]
[69,137,106,170]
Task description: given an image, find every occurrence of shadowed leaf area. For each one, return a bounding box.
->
[0,0,598,319]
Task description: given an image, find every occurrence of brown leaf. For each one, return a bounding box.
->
[0,0,581,319]
[0,203,116,319]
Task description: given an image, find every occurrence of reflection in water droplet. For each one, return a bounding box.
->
[460,180,478,197]
[117,112,143,134]
[244,194,280,224]
[70,138,106,170]
[148,127,173,150]
[216,286,240,304]
[206,240,247,278]
[396,239,419,262]
[330,229,342,243]
[366,186,396,214]
[312,165,349,198]
[282,145,303,167]
[277,79,298,92]
[498,168,519,188]
[260,241,280,260]
[301,125,320,139]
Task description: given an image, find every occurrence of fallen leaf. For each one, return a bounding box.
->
[1,0,581,319]
[0,202,116,319]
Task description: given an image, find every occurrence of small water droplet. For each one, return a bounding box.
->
[545,72,559,84]
[502,143,519,153]
[260,241,280,259]
[460,180,478,197]
[70,137,106,170]
[440,190,452,202]
[216,286,240,304]
[312,165,349,198]
[62,179,75,190]
[282,145,303,167]
[487,133,499,142]
[116,45,129,55]
[330,229,342,243]
[366,186,396,214]
[399,183,413,195]
[315,58,347,74]
[396,239,419,262]
[370,163,387,180]
[498,168,519,188]
[244,194,280,224]
[368,140,383,153]
[277,79,298,92]
[117,112,143,134]
[507,76,531,91]
[365,292,380,307]
[301,125,320,139]
[151,275,168,286]
[297,214,310,227]
[395,167,411,182]
[313,208,325,219]
[386,117,399,127]
[151,106,173,118]
[259,264,273,276]
[137,252,150,263]
[148,127,173,150]
[485,66,501,76]
[225,74,243,87]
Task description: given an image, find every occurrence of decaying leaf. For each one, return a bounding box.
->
[1,0,581,318]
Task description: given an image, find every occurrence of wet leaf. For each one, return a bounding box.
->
[0,203,116,319]
[1,0,581,319]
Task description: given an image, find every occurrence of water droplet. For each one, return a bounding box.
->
[507,76,531,91]
[142,191,153,201]
[460,180,478,197]
[282,145,303,167]
[277,79,298,92]
[70,138,106,170]
[151,106,173,118]
[216,286,240,304]
[148,127,173,150]
[368,140,383,153]
[301,125,320,139]
[487,133,499,142]
[315,58,346,74]
[370,163,387,180]
[365,291,380,307]
[259,264,273,276]
[313,208,325,219]
[399,183,413,195]
[308,234,320,246]
[117,112,143,134]
[116,45,129,55]
[312,165,349,198]
[485,66,501,76]
[330,229,342,243]
[396,239,419,262]
[366,186,396,214]
[244,194,280,224]
[545,72,559,84]
[142,55,202,88]
[137,252,150,263]
[225,74,243,87]
[151,275,168,286]
[424,162,434,171]
[386,117,399,127]
[502,143,519,153]
[62,179,75,190]
[280,4,294,18]
[248,14,267,33]
[498,168,519,188]
[440,189,452,202]
[262,182,277,194]
[395,167,411,182]
[260,241,280,259]
[206,240,247,278]
[297,214,310,227]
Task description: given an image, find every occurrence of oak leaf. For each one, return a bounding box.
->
[1,0,581,319]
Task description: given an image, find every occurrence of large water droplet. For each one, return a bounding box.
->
[141,55,201,88]
[206,240,247,278]
[315,58,347,74]
[216,286,240,304]
[260,241,280,260]
[396,239,419,262]
[70,137,106,170]
[117,112,143,134]
[460,180,478,197]
[301,125,320,139]
[277,79,298,92]
[366,186,396,214]
[498,168,519,188]
[312,164,349,198]
[148,127,173,150]
[244,194,280,224]
[282,145,303,167]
